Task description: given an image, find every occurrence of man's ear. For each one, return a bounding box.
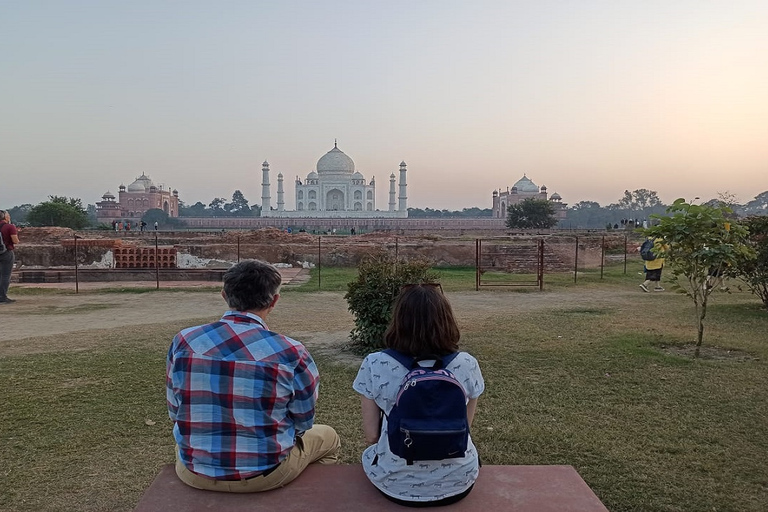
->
[221,290,227,303]
[270,294,280,308]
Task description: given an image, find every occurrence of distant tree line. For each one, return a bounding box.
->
[179,190,262,217]
[4,189,767,230]
[406,207,492,218]
[563,190,768,230]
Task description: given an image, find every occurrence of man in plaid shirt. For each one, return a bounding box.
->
[167,260,340,492]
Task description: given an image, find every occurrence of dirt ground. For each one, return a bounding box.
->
[0,286,636,358]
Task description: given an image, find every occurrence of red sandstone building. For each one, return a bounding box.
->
[492,175,566,220]
[96,173,179,224]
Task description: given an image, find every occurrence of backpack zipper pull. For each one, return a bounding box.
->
[403,429,412,447]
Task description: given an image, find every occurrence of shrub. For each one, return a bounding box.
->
[345,253,438,354]
[645,199,752,357]
[736,215,768,309]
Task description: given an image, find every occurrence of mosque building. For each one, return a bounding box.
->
[260,143,408,218]
[492,175,565,219]
[95,173,179,223]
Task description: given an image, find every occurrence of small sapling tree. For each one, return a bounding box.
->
[645,199,752,357]
[345,253,438,354]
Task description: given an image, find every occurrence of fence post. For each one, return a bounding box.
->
[624,234,628,275]
[600,235,605,279]
[317,236,321,290]
[539,239,545,291]
[155,231,160,290]
[573,236,579,283]
[475,239,480,291]
[74,235,80,293]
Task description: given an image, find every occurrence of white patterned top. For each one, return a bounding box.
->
[352,351,485,502]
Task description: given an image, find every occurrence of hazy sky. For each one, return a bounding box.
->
[1,1,766,211]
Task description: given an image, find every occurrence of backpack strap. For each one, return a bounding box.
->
[382,349,415,369]
[441,352,460,368]
[383,349,460,370]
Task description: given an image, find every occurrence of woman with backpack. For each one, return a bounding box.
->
[639,237,667,292]
[352,283,485,507]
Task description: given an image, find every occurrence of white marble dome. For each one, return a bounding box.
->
[317,145,355,174]
[127,173,154,192]
[512,175,539,193]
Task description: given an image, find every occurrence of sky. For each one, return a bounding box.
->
[1,1,767,212]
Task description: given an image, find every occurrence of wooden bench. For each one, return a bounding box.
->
[134,464,609,511]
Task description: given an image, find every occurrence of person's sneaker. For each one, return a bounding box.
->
[0,298,16,304]
[654,287,665,292]
[639,284,649,292]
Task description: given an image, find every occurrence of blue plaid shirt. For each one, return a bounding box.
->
[167,311,319,480]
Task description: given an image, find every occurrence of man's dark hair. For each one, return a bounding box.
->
[384,284,460,357]
[222,260,282,311]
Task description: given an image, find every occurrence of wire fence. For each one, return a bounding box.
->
[16,231,641,292]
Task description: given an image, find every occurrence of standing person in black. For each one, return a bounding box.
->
[0,209,20,304]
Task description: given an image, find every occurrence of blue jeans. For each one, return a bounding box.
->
[0,249,14,301]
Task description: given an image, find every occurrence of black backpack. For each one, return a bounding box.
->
[0,225,6,255]
[640,238,656,261]
[383,349,469,465]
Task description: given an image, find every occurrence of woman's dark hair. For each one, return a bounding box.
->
[222,260,282,311]
[384,284,460,357]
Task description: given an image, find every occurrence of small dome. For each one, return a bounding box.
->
[352,171,364,180]
[307,171,319,180]
[551,192,562,200]
[127,173,154,192]
[512,175,539,193]
[102,191,115,199]
[317,145,355,174]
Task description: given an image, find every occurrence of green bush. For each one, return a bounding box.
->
[736,215,768,309]
[345,253,438,354]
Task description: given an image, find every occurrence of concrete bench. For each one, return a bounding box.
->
[134,464,609,511]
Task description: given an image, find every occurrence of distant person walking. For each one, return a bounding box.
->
[154,221,158,231]
[639,237,666,292]
[140,221,147,232]
[0,209,20,304]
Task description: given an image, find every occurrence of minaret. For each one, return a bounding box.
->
[389,174,396,211]
[261,161,271,216]
[398,161,408,212]
[277,173,284,212]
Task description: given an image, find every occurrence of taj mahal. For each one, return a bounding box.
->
[259,143,408,218]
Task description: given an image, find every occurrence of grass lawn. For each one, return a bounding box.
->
[1,264,767,511]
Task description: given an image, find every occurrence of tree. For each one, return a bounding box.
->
[345,253,437,354]
[735,216,768,310]
[505,198,557,229]
[645,199,753,357]
[617,189,662,209]
[225,190,251,215]
[179,201,209,217]
[26,196,89,229]
[744,191,768,216]
[208,197,226,215]
[7,204,33,224]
